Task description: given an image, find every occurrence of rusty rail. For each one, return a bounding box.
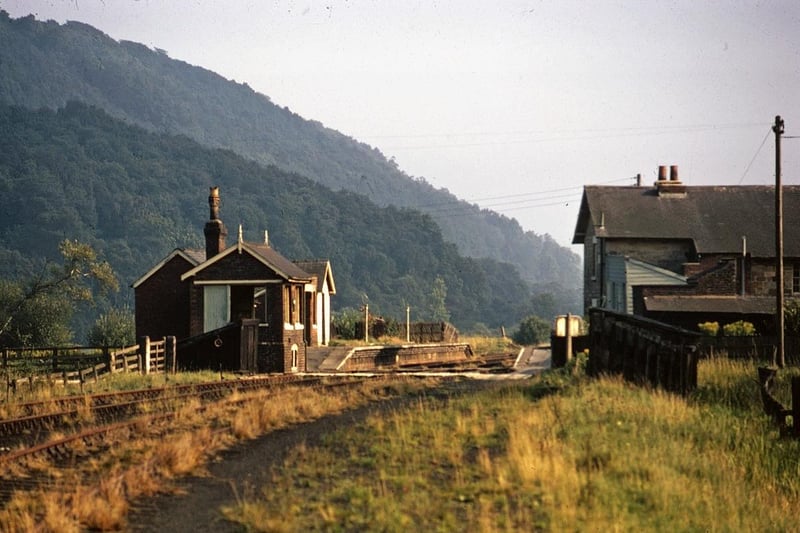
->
[0,375,377,507]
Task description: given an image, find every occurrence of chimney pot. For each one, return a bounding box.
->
[204,186,227,259]
[657,166,667,181]
[208,186,220,220]
[670,165,679,182]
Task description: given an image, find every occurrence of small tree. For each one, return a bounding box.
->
[427,276,450,323]
[0,240,118,347]
[513,315,551,346]
[87,307,135,347]
[332,307,361,339]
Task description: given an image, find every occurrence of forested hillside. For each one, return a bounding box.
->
[0,102,546,334]
[0,11,581,298]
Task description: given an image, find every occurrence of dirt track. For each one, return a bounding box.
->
[127,380,500,531]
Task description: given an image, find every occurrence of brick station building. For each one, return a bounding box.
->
[133,187,335,372]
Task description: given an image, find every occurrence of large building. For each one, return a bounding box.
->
[572,166,800,332]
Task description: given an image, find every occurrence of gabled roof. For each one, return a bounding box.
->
[572,185,800,257]
[180,241,313,282]
[293,260,336,294]
[131,248,203,288]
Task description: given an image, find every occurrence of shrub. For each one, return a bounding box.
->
[87,307,135,347]
[697,321,720,336]
[722,320,756,336]
[512,315,551,345]
[785,299,800,336]
[332,307,361,339]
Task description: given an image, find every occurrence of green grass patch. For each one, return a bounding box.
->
[222,359,800,531]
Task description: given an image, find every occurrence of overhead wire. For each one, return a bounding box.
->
[411,175,633,211]
[737,127,772,185]
[412,175,636,219]
[374,122,770,151]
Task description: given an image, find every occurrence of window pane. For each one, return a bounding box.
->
[204,286,229,332]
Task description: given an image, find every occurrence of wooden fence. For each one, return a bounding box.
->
[2,336,176,391]
[588,308,701,395]
[757,367,800,438]
[699,335,800,365]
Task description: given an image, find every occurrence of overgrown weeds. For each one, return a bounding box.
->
[0,377,430,531]
[223,359,800,531]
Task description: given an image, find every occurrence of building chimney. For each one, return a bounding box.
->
[655,164,686,196]
[204,186,228,259]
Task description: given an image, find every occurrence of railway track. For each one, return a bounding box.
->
[0,374,323,450]
[0,374,373,507]
[4,373,312,419]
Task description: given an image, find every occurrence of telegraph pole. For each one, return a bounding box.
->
[774,115,785,368]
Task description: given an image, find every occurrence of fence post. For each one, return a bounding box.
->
[166,336,176,374]
[104,346,113,375]
[52,347,58,372]
[139,336,151,375]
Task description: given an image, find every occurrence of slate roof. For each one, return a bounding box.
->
[131,248,203,288]
[182,248,206,264]
[180,241,313,282]
[247,243,314,281]
[572,185,800,257]
[644,295,775,314]
[293,260,336,294]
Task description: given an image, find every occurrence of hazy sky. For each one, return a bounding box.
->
[3,1,800,248]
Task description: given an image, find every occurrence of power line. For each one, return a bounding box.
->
[429,196,584,220]
[433,191,580,215]
[737,127,771,185]
[411,175,634,210]
[372,122,770,151]
[361,121,766,141]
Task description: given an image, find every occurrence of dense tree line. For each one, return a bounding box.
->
[0,11,582,299]
[0,103,555,340]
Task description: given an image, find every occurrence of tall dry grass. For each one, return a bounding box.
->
[223,359,800,531]
[0,376,432,531]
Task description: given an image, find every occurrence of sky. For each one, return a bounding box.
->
[3,1,800,248]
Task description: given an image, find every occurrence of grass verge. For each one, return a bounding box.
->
[0,377,436,531]
[222,359,800,532]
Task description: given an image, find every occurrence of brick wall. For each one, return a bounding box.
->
[135,255,193,341]
[258,328,306,372]
[195,251,276,281]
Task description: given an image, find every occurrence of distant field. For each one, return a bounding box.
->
[222,357,800,531]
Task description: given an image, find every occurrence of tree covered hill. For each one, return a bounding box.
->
[0,102,546,332]
[0,11,581,295]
